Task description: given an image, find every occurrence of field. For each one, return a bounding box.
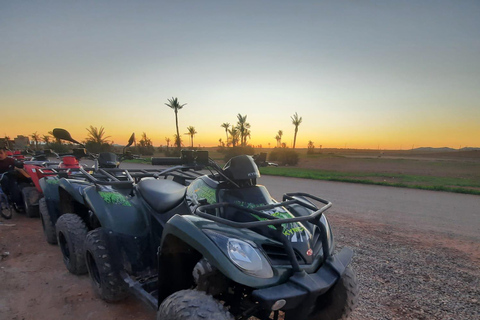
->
[143,147,480,194]
[261,148,480,194]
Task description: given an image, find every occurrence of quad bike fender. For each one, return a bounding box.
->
[82,186,148,236]
[57,178,91,206]
[39,176,62,221]
[161,214,287,289]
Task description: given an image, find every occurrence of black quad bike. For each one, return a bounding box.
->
[37,129,135,245]
[47,130,358,320]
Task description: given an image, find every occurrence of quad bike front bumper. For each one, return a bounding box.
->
[252,247,353,318]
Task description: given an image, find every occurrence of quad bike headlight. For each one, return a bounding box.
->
[204,230,273,278]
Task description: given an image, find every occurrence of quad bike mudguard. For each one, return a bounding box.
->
[39,176,62,221]
[82,185,149,236]
[57,178,92,206]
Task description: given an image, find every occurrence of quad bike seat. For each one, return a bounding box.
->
[136,179,186,213]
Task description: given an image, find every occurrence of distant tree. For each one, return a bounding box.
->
[228,125,239,147]
[221,122,230,147]
[138,132,154,155]
[236,114,251,147]
[42,135,51,145]
[85,126,111,152]
[275,134,281,147]
[277,130,283,147]
[86,126,110,144]
[165,137,171,151]
[173,134,183,148]
[185,126,197,148]
[307,140,315,154]
[30,131,40,150]
[291,112,302,149]
[165,97,186,148]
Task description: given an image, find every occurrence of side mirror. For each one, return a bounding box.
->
[126,133,135,148]
[52,128,83,146]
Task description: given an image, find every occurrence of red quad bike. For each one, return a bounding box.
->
[21,151,86,218]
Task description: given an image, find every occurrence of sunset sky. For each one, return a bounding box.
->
[1,1,479,149]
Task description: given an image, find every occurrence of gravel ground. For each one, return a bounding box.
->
[1,195,479,319]
[330,214,480,320]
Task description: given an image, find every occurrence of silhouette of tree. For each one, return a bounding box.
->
[173,134,183,148]
[236,114,251,147]
[185,126,197,148]
[165,97,186,148]
[221,122,230,147]
[42,135,51,145]
[277,130,283,147]
[138,132,154,155]
[30,131,40,150]
[86,126,110,144]
[291,112,303,149]
[307,140,315,154]
[165,137,171,150]
[275,134,281,147]
[228,125,239,147]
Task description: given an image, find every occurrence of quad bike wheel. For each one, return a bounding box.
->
[85,228,129,302]
[39,198,57,244]
[22,187,40,218]
[0,193,13,219]
[157,289,234,320]
[55,213,88,274]
[305,265,359,320]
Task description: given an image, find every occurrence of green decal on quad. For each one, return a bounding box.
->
[235,201,306,238]
[99,191,132,207]
[46,179,60,185]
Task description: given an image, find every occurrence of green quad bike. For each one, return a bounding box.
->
[48,131,358,320]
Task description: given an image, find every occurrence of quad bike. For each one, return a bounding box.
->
[36,129,135,245]
[21,151,83,218]
[49,130,358,320]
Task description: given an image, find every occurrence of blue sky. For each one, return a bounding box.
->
[1,1,479,148]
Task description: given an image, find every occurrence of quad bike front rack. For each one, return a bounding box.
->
[195,193,332,272]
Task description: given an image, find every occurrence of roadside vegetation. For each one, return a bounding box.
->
[259,166,480,195]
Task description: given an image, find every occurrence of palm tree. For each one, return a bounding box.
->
[86,126,110,144]
[165,137,171,150]
[165,97,187,148]
[42,135,51,144]
[291,112,303,149]
[275,135,281,147]
[221,122,230,146]
[236,114,251,147]
[277,130,283,147]
[228,126,239,147]
[173,134,183,148]
[185,126,197,148]
[31,131,40,150]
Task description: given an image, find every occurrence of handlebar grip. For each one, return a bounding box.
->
[151,157,184,166]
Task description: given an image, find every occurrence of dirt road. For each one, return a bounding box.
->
[260,175,480,241]
[1,170,479,319]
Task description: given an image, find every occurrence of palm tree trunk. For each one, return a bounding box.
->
[175,110,180,148]
[293,127,298,149]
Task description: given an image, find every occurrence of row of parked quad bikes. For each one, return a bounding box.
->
[2,128,359,320]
